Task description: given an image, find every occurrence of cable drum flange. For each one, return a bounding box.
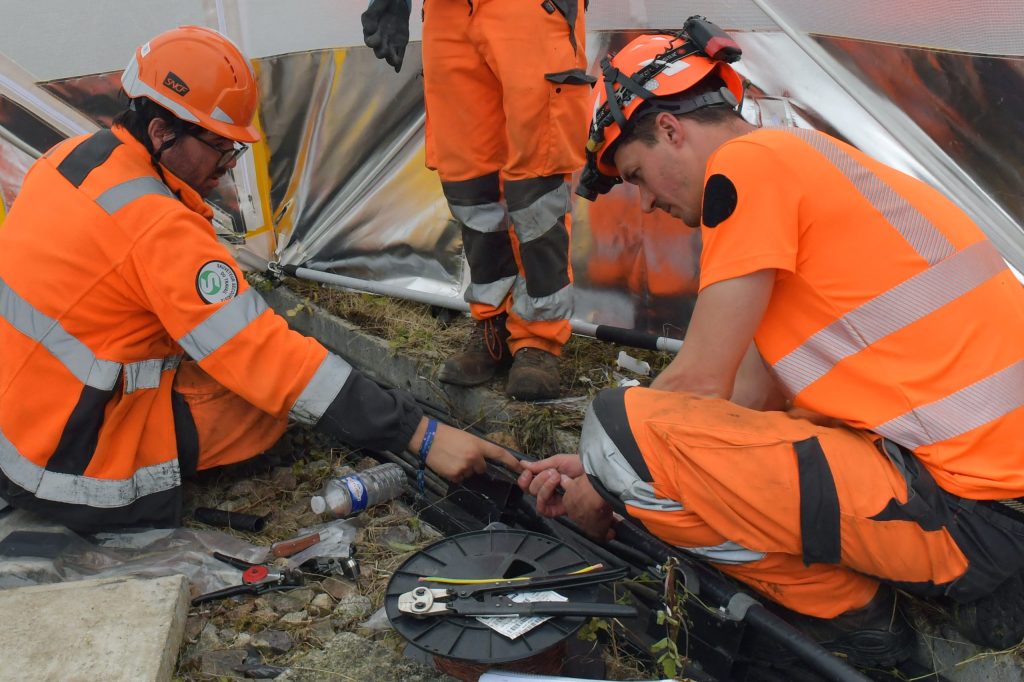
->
[385,528,603,664]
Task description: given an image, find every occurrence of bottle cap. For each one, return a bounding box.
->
[310,495,327,515]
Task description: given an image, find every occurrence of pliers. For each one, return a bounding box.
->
[397,567,637,619]
[191,552,304,606]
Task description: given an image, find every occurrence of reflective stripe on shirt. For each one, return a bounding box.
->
[874,359,1024,450]
[773,240,1007,396]
[786,128,955,265]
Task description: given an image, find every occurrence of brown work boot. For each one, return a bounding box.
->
[505,347,561,401]
[438,314,512,386]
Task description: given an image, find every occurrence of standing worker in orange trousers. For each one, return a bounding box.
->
[0,26,520,533]
[361,0,592,400]
[519,24,1024,660]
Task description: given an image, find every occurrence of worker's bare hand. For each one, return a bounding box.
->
[562,475,615,542]
[518,454,584,518]
[420,421,522,484]
[360,0,412,72]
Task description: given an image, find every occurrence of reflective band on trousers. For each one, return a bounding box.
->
[0,426,181,507]
[580,404,683,513]
[580,403,765,565]
[774,240,1007,396]
[786,128,955,265]
[680,541,767,565]
[449,202,507,235]
[1,277,181,393]
[177,288,268,361]
[452,201,518,308]
[290,353,353,425]
[507,182,570,243]
[874,359,1024,450]
[511,279,573,321]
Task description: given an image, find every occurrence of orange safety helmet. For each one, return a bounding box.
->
[586,32,745,179]
[121,26,261,143]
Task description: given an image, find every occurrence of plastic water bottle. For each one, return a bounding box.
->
[310,463,406,518]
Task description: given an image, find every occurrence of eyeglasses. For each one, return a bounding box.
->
[187,131,248,170]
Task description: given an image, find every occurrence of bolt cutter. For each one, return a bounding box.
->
[397,566,637,619]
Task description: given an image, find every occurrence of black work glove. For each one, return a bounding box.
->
[361,0,412,72]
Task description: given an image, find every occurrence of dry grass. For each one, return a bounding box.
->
[280,277,678,459]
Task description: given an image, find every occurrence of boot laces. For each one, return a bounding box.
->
[471,317,505,362]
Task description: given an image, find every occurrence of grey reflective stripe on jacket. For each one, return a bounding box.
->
[96,176,175,214]
[1,276,182,393]
[0,426,181,507]
[290,353,353,425]
[122,354,183,393]
[177,288,268,361]
[580,402,766,566]
[1,276,121,390]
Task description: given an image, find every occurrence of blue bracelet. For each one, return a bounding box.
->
[416,418,438,494]
[418,418,438,463]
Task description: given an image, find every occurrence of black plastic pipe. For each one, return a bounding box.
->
[193,507,270,532]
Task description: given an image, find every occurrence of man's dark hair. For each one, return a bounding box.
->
[610,75,740,158]
[111,97,180,154]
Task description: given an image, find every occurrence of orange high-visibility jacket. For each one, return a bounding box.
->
[698,128,1024,499]
[0,127,422,526]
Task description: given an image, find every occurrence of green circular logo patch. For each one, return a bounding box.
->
[195,260,239,304]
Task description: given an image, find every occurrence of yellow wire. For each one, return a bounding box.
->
[418,563,604,585]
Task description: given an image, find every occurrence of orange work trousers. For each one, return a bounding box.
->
[173,361,287,471]
[584,388,1024,619]
[422,0,590,355]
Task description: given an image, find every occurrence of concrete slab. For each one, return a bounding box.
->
[0,574,189,682]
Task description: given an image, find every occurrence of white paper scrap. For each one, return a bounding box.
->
[475,590,568,640]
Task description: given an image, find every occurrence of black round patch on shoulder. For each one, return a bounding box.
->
[702,173,738,228]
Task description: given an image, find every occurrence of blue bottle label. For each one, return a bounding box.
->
[345,476,369,514]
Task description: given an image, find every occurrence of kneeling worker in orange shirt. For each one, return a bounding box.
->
[520,21,1024,662]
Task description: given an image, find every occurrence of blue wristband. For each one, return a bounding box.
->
[418,418,438,463]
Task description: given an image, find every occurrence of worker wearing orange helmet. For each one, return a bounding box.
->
[520,19,1024,657]
[361,0,591,401]
[0,26,520,532]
